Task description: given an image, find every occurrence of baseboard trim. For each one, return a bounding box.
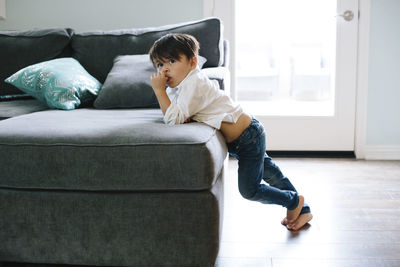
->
[267,151,355,158]
[364,145,400,160]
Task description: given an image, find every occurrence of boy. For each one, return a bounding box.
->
[149,33,312,231]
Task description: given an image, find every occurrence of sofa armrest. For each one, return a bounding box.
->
[202,67,230,95]
[222,40,230,67]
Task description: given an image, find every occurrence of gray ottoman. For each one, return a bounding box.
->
[0,108,227,266]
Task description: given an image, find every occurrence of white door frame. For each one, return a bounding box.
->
[354,0,370,159]
[203,0,370,159]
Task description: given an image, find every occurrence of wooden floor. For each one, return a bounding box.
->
[216,157,400,267]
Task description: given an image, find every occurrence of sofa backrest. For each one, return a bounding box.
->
[0,28,73,99]
[0,18,224,100]
[71,18,224,83]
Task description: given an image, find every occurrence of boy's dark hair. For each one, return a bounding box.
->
[149,33,200,65]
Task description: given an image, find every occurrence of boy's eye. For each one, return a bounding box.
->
[169,59,175,64]
[157,63,163,68]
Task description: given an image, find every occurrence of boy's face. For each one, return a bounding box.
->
[155,54,197,88]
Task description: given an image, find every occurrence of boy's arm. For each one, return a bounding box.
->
[154,90,171,115]
[150,72,171,115]
[163,79,210,125]
[151,70,212,125]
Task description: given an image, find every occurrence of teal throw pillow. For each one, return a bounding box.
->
[5,58,101,110]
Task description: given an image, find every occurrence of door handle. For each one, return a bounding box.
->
[336,10,354,21]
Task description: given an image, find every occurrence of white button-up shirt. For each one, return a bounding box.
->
[164,67,243,129]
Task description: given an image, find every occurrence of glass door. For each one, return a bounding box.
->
[235,0,358,151]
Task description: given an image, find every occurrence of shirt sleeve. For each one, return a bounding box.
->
[164,77,215,125]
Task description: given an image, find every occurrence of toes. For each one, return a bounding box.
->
[282,217,296,226]
[286,213,313,231]
[286,223,299,231]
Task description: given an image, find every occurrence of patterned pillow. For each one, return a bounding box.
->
[5,58,101,110]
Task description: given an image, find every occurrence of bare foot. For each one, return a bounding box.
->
[286,195,304,223]
[286,213,313,231]
[281,217,289,226]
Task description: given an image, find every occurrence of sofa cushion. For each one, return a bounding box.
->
[0,108,227,191]
[0,28,73,99]
[71,18,223,83]
[0,99,49,121]
[5,58,102,110]
[93,55,159,109]
[93,54,207,109]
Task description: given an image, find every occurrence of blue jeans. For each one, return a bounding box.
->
[227,118,310,214]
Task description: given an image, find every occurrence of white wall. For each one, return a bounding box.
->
[367,0,400,145]
[363,0,400,159]
[0,0,203,31]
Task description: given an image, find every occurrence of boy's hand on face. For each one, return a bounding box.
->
[151,71,168,91]
[150,71,171,115]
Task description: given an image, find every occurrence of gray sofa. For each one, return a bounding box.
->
[0,18,228,267]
